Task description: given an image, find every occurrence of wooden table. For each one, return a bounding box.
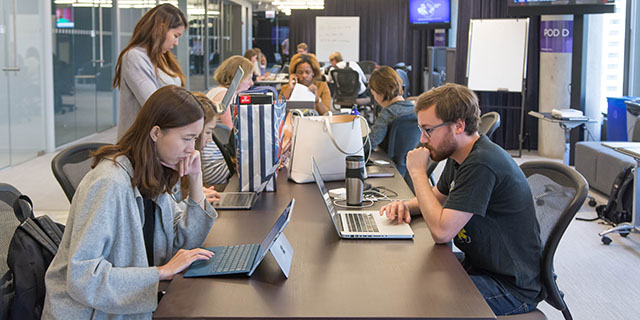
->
[154,166,495,319]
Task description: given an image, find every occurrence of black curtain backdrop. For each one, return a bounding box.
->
[289,9,324,57]
[290,0,433,96]
[455,0,540,150]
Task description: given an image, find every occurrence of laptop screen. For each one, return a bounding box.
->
[249,199,294,274]
[215,67,244,114]
[311,158,339,218]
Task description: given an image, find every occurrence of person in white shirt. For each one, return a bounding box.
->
[327,51,368,97]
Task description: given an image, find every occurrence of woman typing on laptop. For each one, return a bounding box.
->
[43,86,217,319]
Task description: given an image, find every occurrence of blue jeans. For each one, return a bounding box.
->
[470,274,537,316]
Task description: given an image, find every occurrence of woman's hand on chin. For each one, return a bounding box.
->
[161,150,202,177]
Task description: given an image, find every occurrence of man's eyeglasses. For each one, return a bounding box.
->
[418,122,450,138]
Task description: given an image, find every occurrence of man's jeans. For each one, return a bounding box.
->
[470,274,538,316]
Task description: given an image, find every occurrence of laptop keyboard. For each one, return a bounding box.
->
[209,244,259,273]
[345,213,379,233]
[220,193,253,207]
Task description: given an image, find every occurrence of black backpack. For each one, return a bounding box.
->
[6,195,64,320]
[595,166,634,225]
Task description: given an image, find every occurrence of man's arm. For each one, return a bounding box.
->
[379,148,472,244]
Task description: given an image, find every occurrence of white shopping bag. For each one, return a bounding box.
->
[288,114,369,183]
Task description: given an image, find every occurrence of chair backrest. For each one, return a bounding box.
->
[358,60,377,75]
[386,113,421,177]
[211,124,237,177]
[51,142,109,203]
[0,183,25,318]
[395,69,410,98]
[479,111,501,138]
[520,161,588,320]
[331,68,360,104]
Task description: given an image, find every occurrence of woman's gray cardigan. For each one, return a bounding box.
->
[42,156,217,319]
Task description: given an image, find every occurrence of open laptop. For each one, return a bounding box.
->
[213,67,244,114]
[184,199,294,278]
[311,158,413,239]
[213,162,279,210]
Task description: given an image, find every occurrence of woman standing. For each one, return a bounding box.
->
[113,4,187,138]
[43,86,217,319]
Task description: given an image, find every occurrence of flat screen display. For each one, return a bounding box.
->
[508,0,615,15]
[409,0,451,29]
[56,8,74,29]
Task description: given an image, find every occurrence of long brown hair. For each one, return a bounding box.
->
[93,85,204,198]
[192,92,219,151]
[113,4,187,88]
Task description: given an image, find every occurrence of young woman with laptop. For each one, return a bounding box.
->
[42,86,217,319]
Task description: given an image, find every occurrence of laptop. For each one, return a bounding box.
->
[184,199,294,278]
[213,162,279,210]
[213,67,244,114]
[311,158,413,239]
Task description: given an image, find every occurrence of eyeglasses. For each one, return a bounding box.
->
[418,122,450,138]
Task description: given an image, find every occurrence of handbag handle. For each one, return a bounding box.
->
[324,115,370,155]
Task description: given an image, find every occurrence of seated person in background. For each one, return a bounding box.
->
[43,85,216,319]
[280,53,331,115]
[192,92,222,202]
[379,83,543,316]
[203,55,254,186]
[296,42,309,54]
[327,51,368,98]
[367,66,415,150]
[244,48,265,81]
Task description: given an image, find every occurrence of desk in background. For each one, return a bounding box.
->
[154,162,495,319]
[529,111,596,165]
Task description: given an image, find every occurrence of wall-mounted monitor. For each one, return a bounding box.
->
[508,0,616,16]
[55,7,74,28]
[409,0,451,29]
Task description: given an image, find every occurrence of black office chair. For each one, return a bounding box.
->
[386,113,421,177]
[330,68,360,109]
[496,161,588,320]
[395,68,410,98]
[211,124,236,177]
[426,112,501,185]
[357,60,377,79]
[51,142,109,203]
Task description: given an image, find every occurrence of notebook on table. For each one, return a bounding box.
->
[184,199,295,278]
[311,158,413,239]
[213,162,279,210]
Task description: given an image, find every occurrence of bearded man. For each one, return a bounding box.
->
[380,83,543,316]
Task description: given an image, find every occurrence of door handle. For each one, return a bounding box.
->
[2,67,20,71]
[74,75,97,79]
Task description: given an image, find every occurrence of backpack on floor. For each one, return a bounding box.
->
[596,166,634,225]
[6,195,64,320]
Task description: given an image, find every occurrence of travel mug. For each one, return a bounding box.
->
[345,155,365,206]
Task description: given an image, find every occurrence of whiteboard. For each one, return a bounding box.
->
[315,16,360,62]
[466,19,529,92]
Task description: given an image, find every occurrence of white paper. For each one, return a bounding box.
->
[289,83,316,102]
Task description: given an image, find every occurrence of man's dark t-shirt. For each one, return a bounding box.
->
[436,135,542,304]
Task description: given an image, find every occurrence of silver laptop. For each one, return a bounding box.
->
[311,158,413,239]
[213,162,279,210]
[214,67,244,114]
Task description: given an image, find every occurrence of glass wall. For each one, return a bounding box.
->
[52,1,115,147]
[0,0,46,168]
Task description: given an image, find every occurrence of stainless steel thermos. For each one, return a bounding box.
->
[345,155,365,206]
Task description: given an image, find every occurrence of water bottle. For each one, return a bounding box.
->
[345,155,365,206]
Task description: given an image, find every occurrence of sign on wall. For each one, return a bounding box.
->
[540,20,573,53]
